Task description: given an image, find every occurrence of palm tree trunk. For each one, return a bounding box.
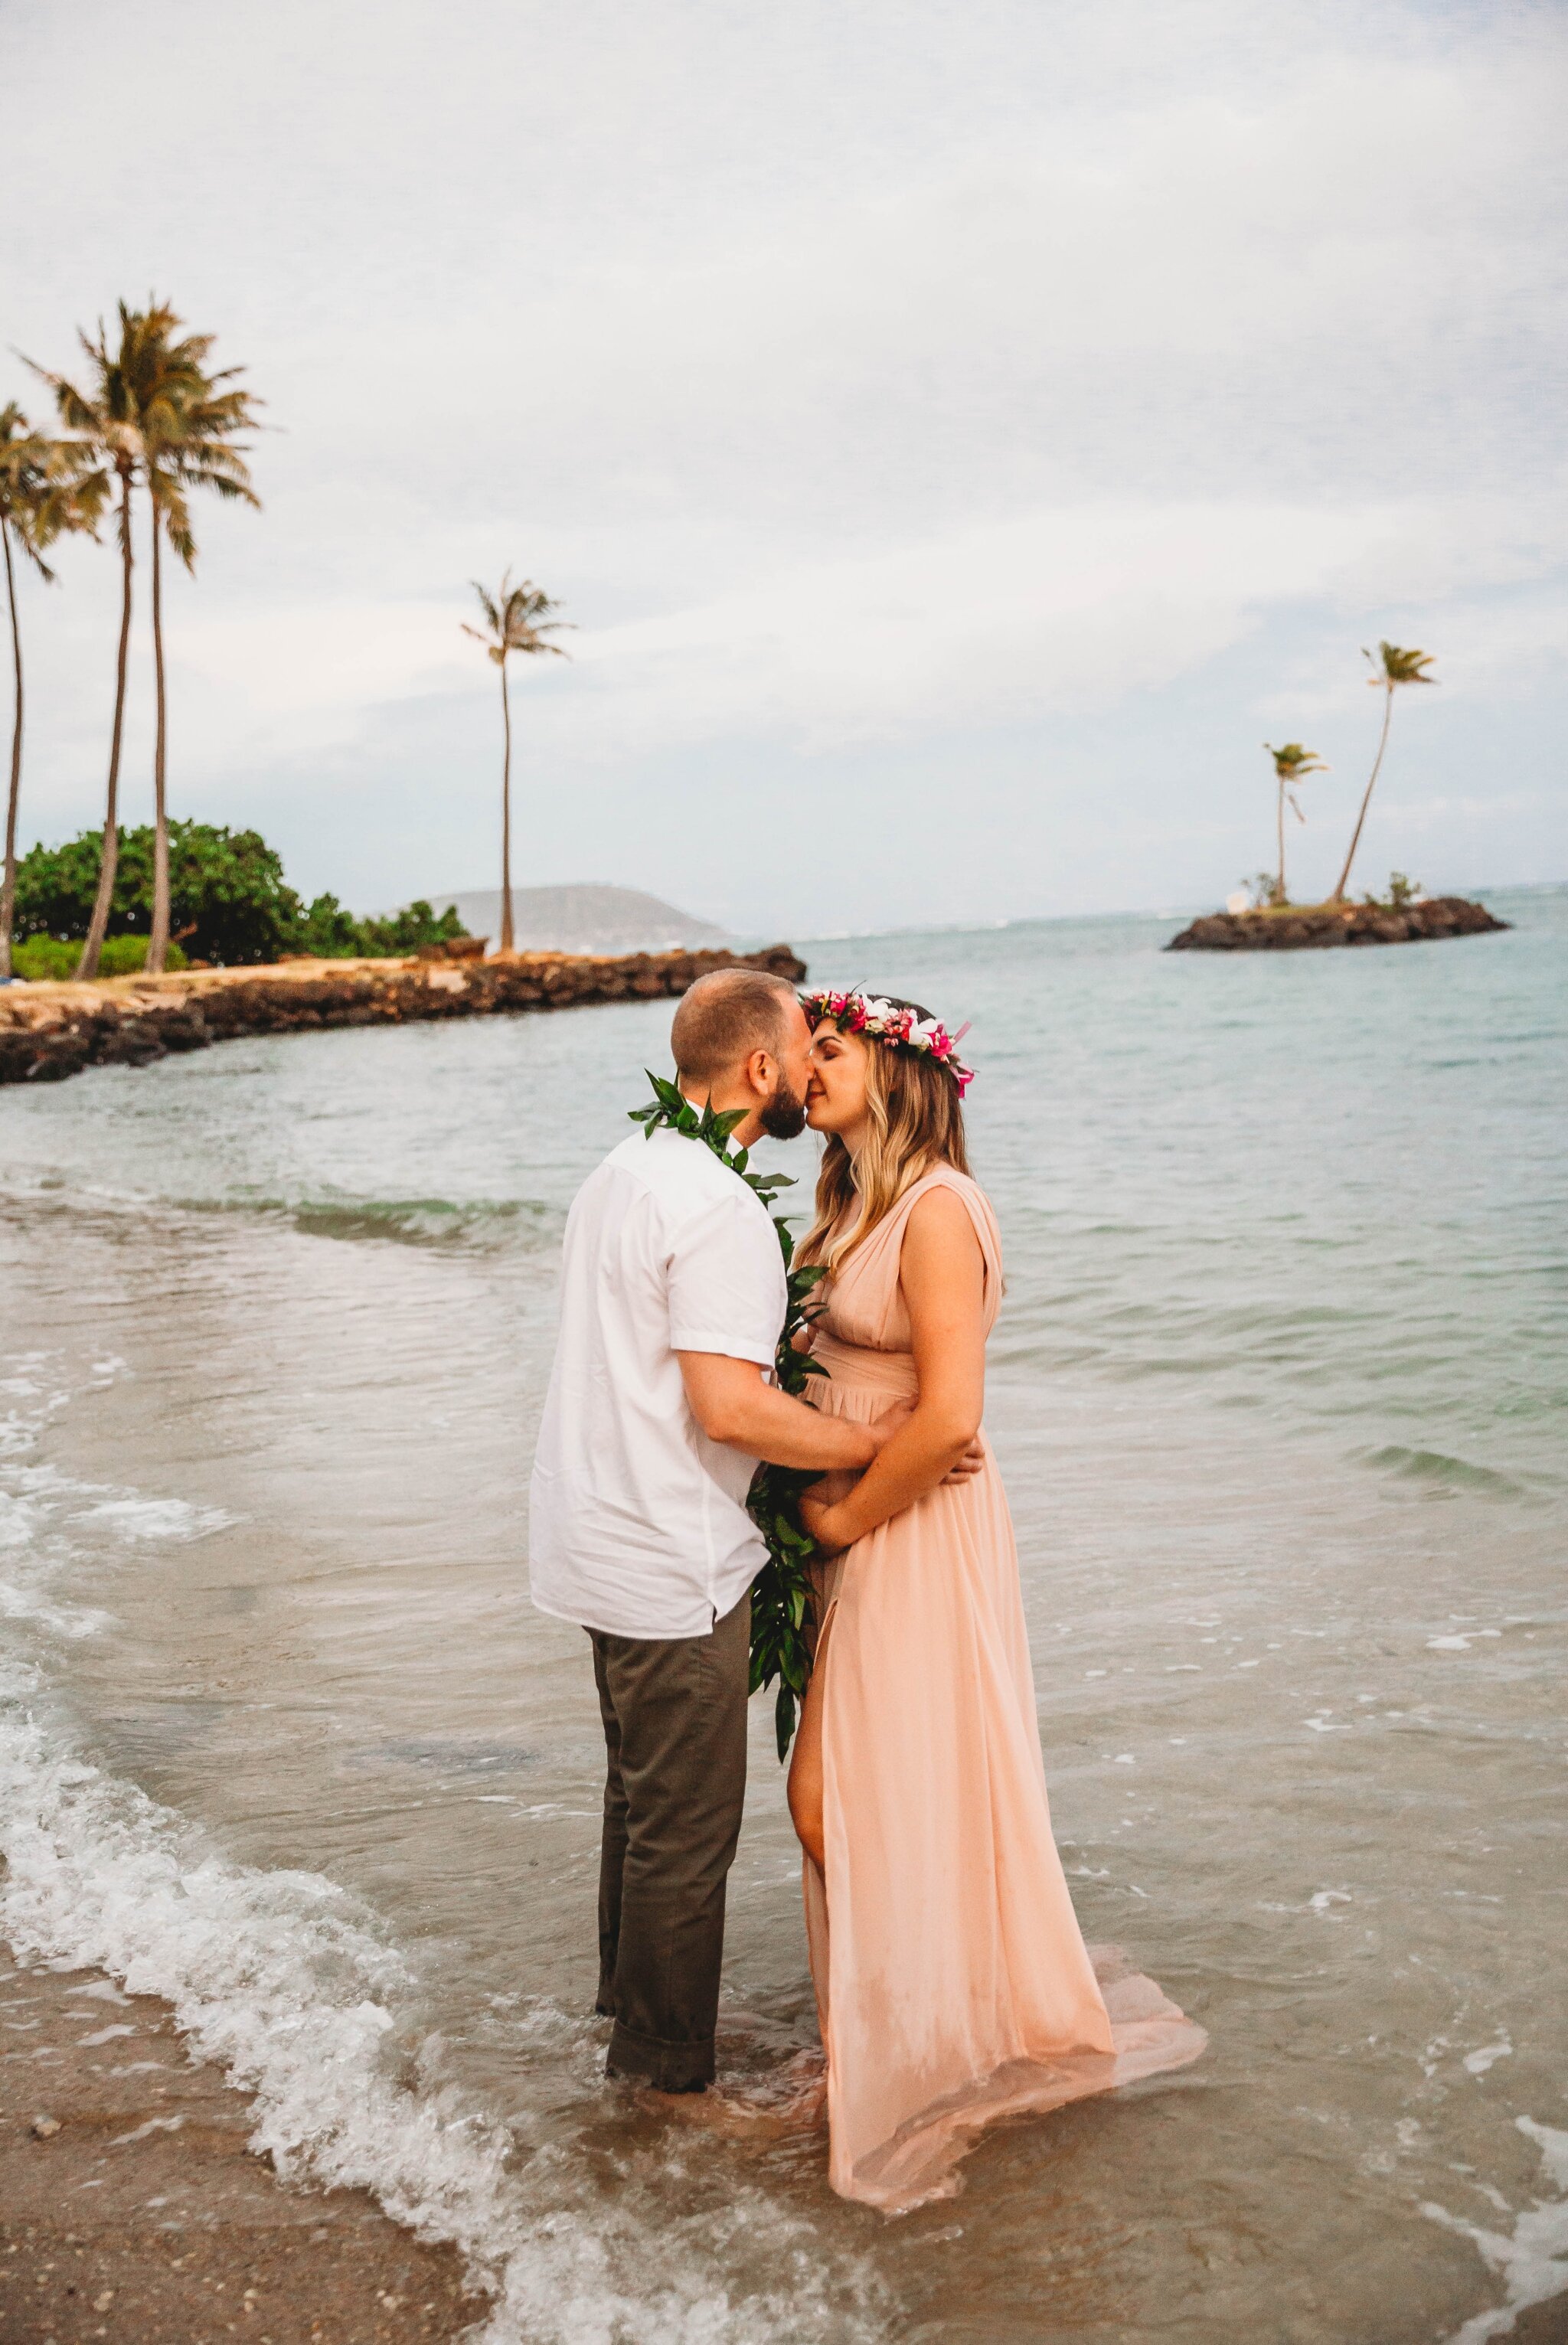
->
[1276,777,1286,906]
[0,518,22,981]
[146,508,170,973]
[77,465,135,981]
[499,656,514,955]
[1332,686,1394,903]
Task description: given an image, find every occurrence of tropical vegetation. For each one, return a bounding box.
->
[1331,642,1437,902]
[12,933,189,981]
[3,290,1457,985]
[1240,645,1439,913]
[25,299,262,978]
[11,821,466,968]
[463,572,571,952]
[1262,741,1328,905]
[0,404,103,978]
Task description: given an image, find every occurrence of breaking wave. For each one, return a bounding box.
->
[0,1353,886,2345]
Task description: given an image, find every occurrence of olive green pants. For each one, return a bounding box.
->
[588,1591,750,2092]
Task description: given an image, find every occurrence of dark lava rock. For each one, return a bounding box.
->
[0,942,811,1089]
[1166,897,1508,953]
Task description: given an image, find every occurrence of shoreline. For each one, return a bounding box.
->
[0,942,808,1088]
[0,1940,488,2344]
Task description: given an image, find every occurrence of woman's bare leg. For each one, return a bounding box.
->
[787,1606,836,1873]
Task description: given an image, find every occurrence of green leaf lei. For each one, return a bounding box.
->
[629,1071,827,1760]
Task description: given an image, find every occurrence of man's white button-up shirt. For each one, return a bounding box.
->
[529,1127,789,1639]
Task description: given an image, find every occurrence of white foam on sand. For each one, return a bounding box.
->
[0,1351,885,2345]
[1426,2119,1568,2344]
[68,1494,237,1543]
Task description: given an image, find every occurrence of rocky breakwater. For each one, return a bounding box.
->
[0,942,808,1087]
[1166,897,1508,953]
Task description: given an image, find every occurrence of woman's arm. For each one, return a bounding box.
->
[797,1186,986,1551]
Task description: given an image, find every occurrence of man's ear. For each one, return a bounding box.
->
[743,1046,775,1098]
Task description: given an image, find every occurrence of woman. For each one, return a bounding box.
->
[786,988,1205,2212]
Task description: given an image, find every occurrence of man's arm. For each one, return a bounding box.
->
[676,1352,891,1473]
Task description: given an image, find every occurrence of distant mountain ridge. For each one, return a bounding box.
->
[410,883,730,955]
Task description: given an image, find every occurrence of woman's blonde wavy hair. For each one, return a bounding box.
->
[797,996,971,1280]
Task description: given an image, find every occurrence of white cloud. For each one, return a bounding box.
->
[556,499,1400,754]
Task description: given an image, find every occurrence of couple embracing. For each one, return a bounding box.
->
[530,968,1203,2211]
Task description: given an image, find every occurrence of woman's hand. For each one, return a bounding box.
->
[800,1438,984,1555]
[799,1484,850,1554]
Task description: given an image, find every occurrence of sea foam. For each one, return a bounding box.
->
[1426,2119,1568,2345]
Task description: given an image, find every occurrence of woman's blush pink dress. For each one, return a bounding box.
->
[802,1167,1206,2212]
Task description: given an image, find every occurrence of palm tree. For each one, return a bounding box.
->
[462,573,571,953]
[1331,642,1437,902]
[140,335,261,970]
[0,408,102,978]
[28,300,262,979]
[26,305,159,978]
[1263,741,1328,906]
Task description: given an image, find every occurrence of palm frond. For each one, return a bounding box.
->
[1264,740,1328,782]
[0,407,101,563]
[1364,642,1437,687]
[467,580,505,638]
[34,298,269,568]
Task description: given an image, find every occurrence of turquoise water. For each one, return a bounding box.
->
[2,887,1564,2343]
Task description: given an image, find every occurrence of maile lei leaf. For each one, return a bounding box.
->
[630,1071,826,1759]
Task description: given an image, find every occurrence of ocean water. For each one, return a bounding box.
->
[2,888,1565,2344]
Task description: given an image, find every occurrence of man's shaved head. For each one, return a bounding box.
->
[670,968,800,1086]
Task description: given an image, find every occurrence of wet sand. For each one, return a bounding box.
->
[0,1945,487,2344]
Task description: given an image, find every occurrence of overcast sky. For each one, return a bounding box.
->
[5,0,1564,933]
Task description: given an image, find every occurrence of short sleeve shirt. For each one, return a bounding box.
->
[528,1128,789,1638]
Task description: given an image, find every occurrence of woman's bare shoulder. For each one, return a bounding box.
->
[902,1178,988,1253]
[908,1165,990,1213]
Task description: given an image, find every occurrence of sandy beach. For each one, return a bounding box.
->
[0,1945,485,2345]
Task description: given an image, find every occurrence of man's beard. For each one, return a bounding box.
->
[758,1074,808,1141]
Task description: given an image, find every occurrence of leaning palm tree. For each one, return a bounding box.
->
[1331,642,1437,902]
[1263,741,1328,906]
[140,336,261,970]
[0,408,103,978]
[462,573,572,952]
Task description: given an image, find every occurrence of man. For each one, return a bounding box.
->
[529,968,900,2096]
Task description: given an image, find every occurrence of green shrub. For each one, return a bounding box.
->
[1361,871,1423,911]
[11,936,80,981]
[99,936,189,976]
[14,823,298,964]
[12,933,189,982]
[14,824,467,965]
[287,892,469,959]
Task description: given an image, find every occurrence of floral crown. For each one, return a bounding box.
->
[801,988,974,1094]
